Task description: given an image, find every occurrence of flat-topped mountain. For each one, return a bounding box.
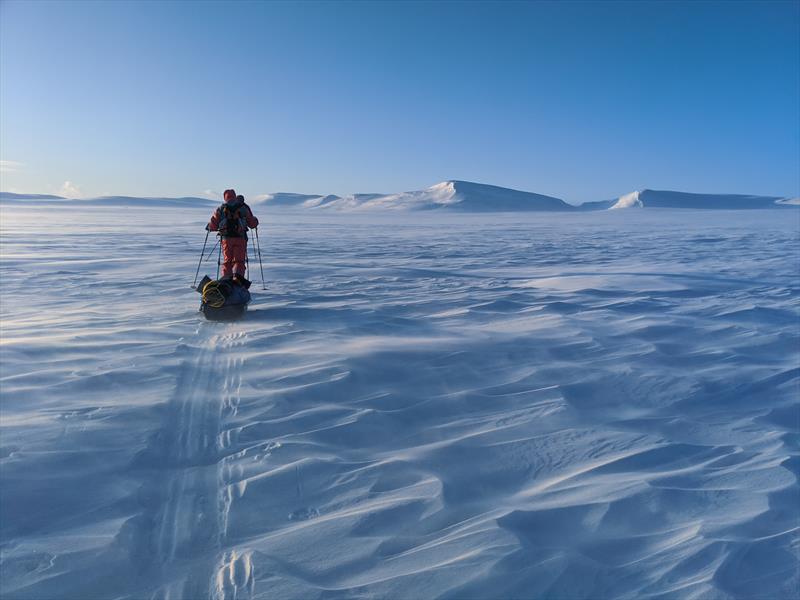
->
[610,189,788,210]
[425,181,573,212]
[256,181,573,212]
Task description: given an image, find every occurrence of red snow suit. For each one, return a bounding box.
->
[207,190,259,278]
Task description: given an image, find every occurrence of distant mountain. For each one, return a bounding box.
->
[0,192,67,200]
[257,182,791,212]
[252,193,333,208]
[427,181,573,212]
[89,196,217,207]
[259,181,574,212]
[608,189,789,210]
[576,199,616,211]
[0,193,216,208]
[3,184,794,212]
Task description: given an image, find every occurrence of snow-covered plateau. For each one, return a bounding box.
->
[1,204,798,599]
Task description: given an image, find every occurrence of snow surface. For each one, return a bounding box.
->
[1,205,799,599]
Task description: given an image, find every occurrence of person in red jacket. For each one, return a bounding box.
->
[207,189,259,279]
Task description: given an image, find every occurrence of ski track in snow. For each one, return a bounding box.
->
[1,206,799,600]
[142,329,252,600]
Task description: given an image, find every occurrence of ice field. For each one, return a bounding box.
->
[1,205,799,599]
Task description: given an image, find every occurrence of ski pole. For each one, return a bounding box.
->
[254,227,266,290]
[192,229,210,287]
[216,234,222,279]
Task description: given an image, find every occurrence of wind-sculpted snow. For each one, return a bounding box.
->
[0,207,798,599]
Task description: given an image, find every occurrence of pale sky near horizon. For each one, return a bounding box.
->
[1,0,798,203]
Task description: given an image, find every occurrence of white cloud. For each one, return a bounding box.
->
[60,181,83,198]
[202,189,219,199]
[251,193,274,203]
[0,160,25,173]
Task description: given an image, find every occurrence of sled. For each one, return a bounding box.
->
[196,275,251,321]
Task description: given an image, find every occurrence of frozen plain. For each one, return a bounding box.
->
[0,205,798,600]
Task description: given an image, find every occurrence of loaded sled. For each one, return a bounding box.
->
[196,274,251,321]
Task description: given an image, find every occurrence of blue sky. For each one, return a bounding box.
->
[1,0,798,203]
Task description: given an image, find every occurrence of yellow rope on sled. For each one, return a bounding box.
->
[201,280,226,308]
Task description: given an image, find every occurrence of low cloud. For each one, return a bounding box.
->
[0,160,24,173]
[60,181,83,198]
[202,189,219,199]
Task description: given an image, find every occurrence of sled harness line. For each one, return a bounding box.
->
[255,227,266,290]
[192,230,210,288]
[191,232,224,288]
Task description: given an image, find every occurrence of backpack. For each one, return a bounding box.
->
[217,203,248,237]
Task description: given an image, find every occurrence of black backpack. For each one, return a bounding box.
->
[218,203,247,237]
